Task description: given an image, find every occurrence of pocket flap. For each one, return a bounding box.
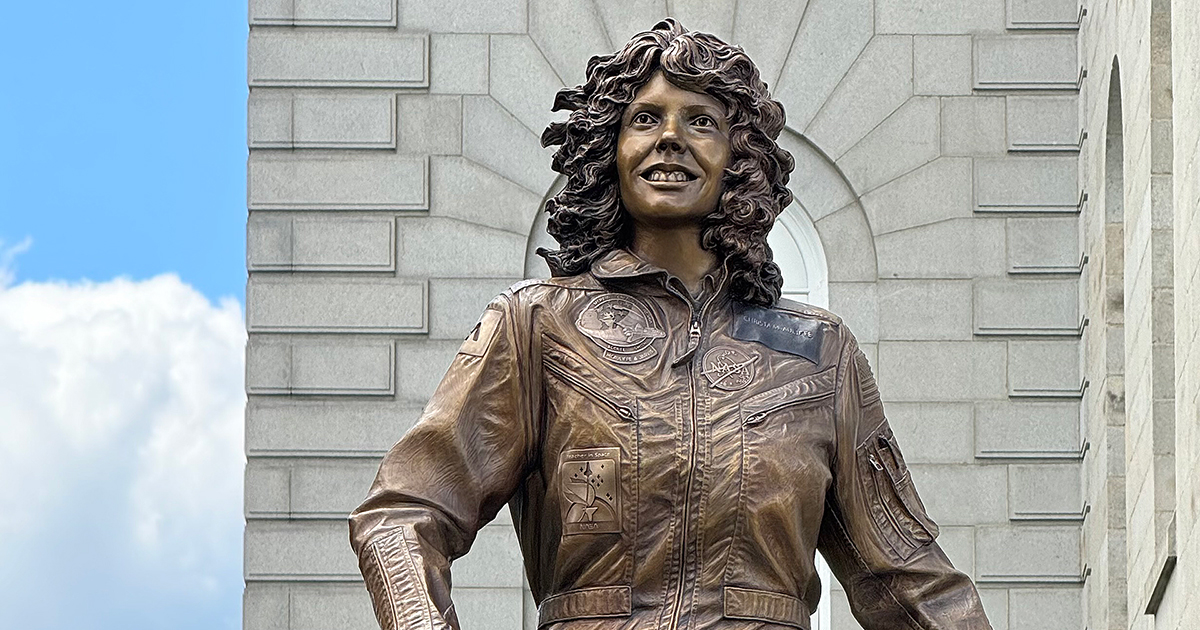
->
[739,366,836,425]
[537,586,631,627]
[723,586,810,629]
[858,427,939,562]
[543,338,638,419]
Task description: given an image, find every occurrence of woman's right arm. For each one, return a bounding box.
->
[816,327,992,629]
[348,292,538,630]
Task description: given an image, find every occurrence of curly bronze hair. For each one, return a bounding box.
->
[539,18,794,306]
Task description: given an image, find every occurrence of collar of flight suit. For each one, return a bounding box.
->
[590,248,671,281]
[590,248,730,306]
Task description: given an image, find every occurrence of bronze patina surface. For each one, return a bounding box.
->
[350,19,993,630]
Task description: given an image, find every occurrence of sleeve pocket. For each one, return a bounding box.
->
[858,426,939,562]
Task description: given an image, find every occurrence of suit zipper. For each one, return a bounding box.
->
[543,359,636,421]
[742,388,836,425]
[668,307,705,629]
[868,453,905,538]
[868,451,919,551]
[662,271,723,629]
[672,315,703,367]
[686,317,702,355]
[666,359,699,629]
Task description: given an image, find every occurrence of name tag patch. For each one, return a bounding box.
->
[732,305,826,363]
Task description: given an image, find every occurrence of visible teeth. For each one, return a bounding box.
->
[646,170,689,182]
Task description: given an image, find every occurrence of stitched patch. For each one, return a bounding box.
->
[559,447,620,534]
[458,307,503,357]
[732,304,826,363]
[576,293,665,364]
[701,346,757,391]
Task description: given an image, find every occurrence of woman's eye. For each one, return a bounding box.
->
[632,112,656,125]
[693,116,716,128]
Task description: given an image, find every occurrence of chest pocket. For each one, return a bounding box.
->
[725,367,837,599]
[543,342,638,422]
[540,338,639,606]
[739,366,837,426]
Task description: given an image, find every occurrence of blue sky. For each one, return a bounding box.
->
[1,0,247,302]
[0,2,248,629]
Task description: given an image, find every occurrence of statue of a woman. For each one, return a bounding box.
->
[350,19,993,630]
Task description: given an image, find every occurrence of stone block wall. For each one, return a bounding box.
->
[244,2,538,626]
[1153,0,1200,628]
[239,1,1200,629]
[1077,1,1200,629]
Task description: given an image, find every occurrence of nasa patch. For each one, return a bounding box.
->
[701,346,758,391]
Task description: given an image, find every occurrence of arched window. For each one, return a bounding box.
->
[770,201,829,308]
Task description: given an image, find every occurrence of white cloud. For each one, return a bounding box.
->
[0,236,33,287]
[0,267,245,624]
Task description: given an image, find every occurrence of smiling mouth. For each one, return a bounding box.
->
[640,168,698,183]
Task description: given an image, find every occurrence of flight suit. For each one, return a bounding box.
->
[349,248,992,630]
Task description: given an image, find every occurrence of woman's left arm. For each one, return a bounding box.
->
[816,326,993,630]
[348,293,538,630]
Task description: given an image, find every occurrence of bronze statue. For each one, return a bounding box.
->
[350,19,993,630]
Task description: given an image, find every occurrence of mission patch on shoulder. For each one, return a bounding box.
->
[458,307,503,357]
[732,304,827,363]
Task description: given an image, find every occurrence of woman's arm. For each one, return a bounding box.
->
[348,292,537,630]
[817,327,993,630]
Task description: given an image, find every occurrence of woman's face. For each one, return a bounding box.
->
[616,72,731,230]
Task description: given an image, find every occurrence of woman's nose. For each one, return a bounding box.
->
[655,117,685,153]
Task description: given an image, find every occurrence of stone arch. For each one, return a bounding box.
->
[1102,56,1129,630]
[776,128,877,287]
[487,3,897,298]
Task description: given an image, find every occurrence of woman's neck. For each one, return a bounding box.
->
[630,224,717,295]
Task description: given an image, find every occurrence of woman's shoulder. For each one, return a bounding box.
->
[486,275,606,319]
[503,274,604,301]
[769,297,843,326]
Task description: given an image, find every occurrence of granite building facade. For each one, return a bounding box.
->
[243,1,1200,629]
